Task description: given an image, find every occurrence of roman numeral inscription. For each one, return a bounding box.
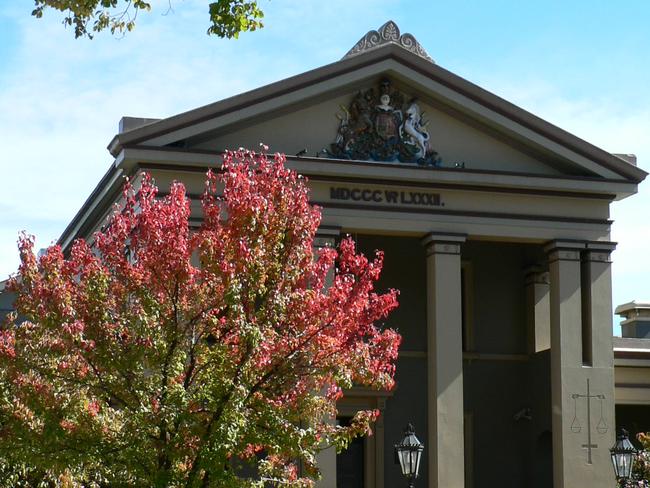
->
[329,187,442,207]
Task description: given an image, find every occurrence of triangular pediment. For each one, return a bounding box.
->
[60,22,648,253]
[109,23,645,185]
[174,79,571,178]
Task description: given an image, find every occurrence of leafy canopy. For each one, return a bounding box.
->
[633,433,650,484]
[0,149,400,487]
[31,0,265,39]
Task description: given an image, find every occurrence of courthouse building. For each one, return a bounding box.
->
[4,21,650,488]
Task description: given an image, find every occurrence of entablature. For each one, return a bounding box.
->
[114,146,638,201]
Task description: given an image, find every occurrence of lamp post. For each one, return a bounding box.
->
[394,423,424,488]
[611,428,638,487]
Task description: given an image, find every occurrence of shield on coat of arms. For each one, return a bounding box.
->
[375,111,399,140]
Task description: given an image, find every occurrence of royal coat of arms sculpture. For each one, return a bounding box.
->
[320,78,442,166]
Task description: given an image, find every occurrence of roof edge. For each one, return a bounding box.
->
[57,163,125,252]
[107,43,647,184]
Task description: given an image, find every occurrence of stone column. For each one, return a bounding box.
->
[545,240,615,488]
[421,232,466,488]
[314,227,340,488]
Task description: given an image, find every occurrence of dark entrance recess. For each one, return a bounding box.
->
[336,417,364,488]
[616,405,650,449]
[533,431,553,488]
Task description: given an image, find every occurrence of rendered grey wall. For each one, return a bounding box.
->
[352,236,552,487]
[462,241,533,354]
[0,289,15,322]
[461,241,551,488]
[190,79,572,177]
[354,234,429,488]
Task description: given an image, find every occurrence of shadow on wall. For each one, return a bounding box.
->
[533,431,553,488]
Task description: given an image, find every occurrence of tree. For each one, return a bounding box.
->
[31,0,265,39]
[633,433,650,486]
[0,148,400,487]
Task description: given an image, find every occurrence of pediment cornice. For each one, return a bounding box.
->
[107,34,646,185]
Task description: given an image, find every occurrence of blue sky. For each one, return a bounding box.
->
[1,1,649,333]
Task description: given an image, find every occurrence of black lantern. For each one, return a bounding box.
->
[611,428,637,484]
[394,423,424,487]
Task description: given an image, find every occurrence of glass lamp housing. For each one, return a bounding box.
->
[395,424,424,480]
[610,429,637,481]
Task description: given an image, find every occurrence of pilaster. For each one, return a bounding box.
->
[545,240,615,488]
[314,226,340,488]
[584,242,616,368]
[525,266,550,353]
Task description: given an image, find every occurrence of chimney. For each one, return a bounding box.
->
[613,154,637,166]
[615,301,650,338]
[118,116,161,133]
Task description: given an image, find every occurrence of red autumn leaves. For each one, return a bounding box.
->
[1,148,400,486]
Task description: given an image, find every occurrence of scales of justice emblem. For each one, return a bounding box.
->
[570,379,608,464]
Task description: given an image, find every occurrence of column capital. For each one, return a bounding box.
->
[524,265,549,285]
[314,226,341,248]
[584,241,617,263]
[315,226,341,238]
[544,239,586,262]
[421,232,466,256]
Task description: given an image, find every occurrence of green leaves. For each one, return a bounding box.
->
[208,0,264,38]
[31,0,263,39]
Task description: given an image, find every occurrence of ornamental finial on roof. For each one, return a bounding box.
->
[343,21,434,63]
